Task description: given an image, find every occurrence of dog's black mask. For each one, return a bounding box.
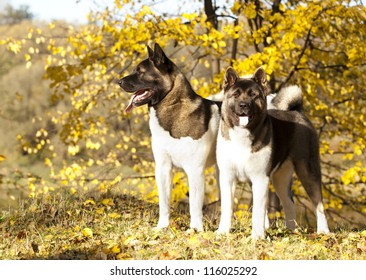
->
[222,67,268,128]
[119,43,175,113]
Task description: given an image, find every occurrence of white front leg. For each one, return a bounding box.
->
[217,171,236,234]
[251,176,269,239]
[155,158,173,229]
[185,167,205,231]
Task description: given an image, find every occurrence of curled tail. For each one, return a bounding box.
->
[267,85,303,111]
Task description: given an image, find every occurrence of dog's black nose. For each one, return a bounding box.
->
[239,102,249,110]
[118,79,123,87]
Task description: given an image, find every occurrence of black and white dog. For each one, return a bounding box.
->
[119,44,221,231]
[216,67,330,239]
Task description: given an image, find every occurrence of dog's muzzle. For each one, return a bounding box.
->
[235,102,253,127]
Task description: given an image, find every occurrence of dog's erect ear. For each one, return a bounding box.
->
[223,67,239,91]
[152,43,167,65]
[148,43,173,71]
[253,67,269,94]
[147,45,154,59]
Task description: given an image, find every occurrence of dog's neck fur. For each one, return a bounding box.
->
[248,113,272,153]
[221,110,271,153]
[155,70,197,105]
[150,70,213,140]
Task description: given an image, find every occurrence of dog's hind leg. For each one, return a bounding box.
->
[294,160,329,234]
[271,161,296,230]
[155,157,173,229]
[186,167,205,231]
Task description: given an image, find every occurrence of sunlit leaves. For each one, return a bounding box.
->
[7,40,22,54]
[5,191,366,260]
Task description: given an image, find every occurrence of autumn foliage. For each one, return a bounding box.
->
[1,0,366,249]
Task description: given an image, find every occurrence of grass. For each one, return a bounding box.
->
[0,189,365,260]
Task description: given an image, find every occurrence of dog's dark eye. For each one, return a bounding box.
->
[136,67,145,75]
[232,91,240,98]
[247,89,255,97]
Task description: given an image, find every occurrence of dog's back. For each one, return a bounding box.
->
[268,108,320,172]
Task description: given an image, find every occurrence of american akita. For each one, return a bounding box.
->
[119,43,221,231]
[216,67,330,239]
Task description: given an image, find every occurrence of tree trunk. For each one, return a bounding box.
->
[204,0,220,76]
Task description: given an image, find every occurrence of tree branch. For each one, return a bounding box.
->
[230,19,239,66]
[277,27,312,91]
[204,0,218,29]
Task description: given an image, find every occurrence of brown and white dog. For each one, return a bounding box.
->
[216,67,330,239]
[119,44,221,231]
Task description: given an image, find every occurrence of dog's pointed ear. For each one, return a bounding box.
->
[149,43,172,71]
[147,45,154,59]
[253,67,269,93]
[152,43,167,65]
[223,67,239,91]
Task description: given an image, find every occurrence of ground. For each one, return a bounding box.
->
[0,190,365,260]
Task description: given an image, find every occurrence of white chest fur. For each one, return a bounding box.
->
[217,125,272,181]
[216,124,273,238]
[149,106,219,170]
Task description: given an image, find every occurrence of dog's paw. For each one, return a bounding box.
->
[189,223,203,232]
[191,226,204,232]
[251,231,266,240]
[215,226,230,235]
[317,227,330,235]
[155,219,169,230]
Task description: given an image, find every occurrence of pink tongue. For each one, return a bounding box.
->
[239,116,249,126]
[124,94,137,113]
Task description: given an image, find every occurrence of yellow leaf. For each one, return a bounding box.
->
[219,40,226,47]
[182,13,198,21]
[141,5,152,14]
[83,199,95,206]
[82,227,93,238]
[111,245,121,254]
[123,236,135,246]
[244,2,257,19]
[0,155,6,162]
[114,0,122,9]
[9,41,21,54]
[108,212,121,219]
[116,253,132,260]
[101,198,114,206]
[231,2,243,13]
[44,234,53,241]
